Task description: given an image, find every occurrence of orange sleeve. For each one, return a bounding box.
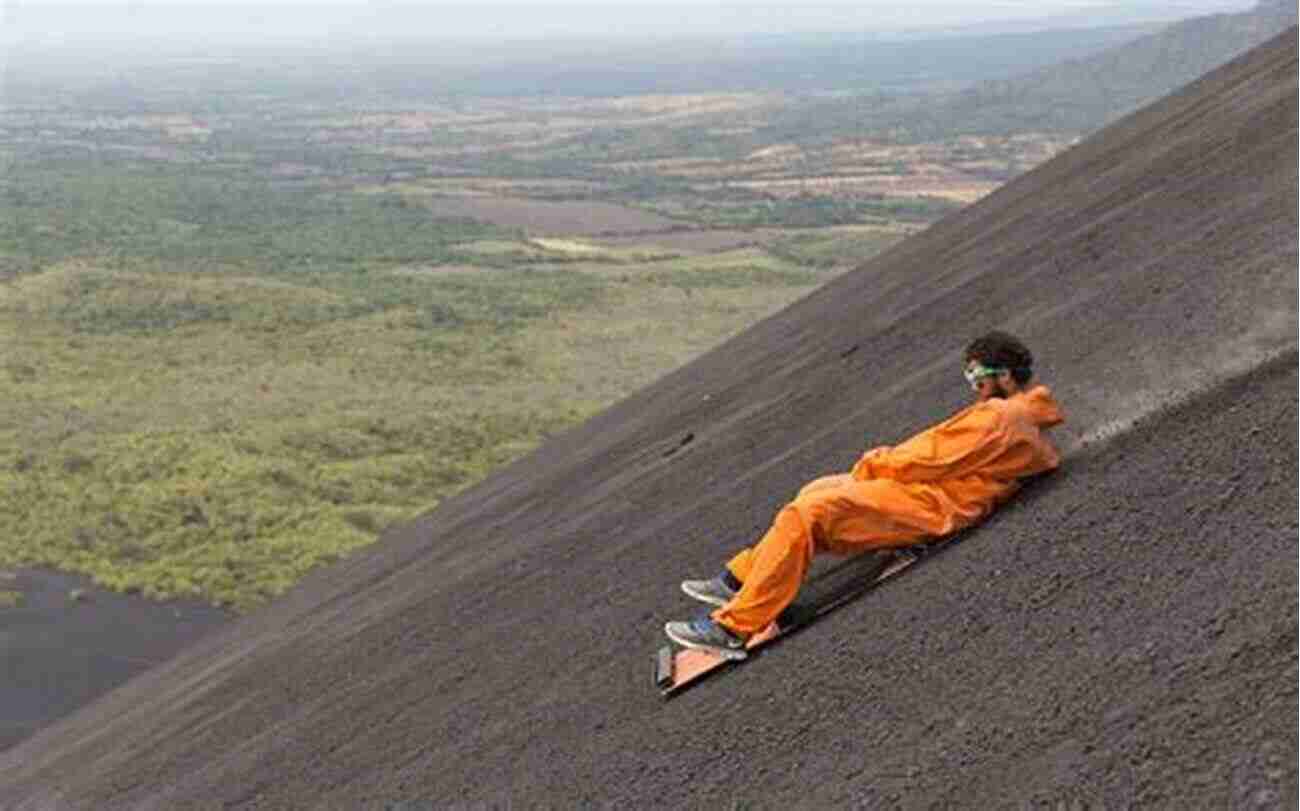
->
[851,404,1008,484]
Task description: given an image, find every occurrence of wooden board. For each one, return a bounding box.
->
[655,543,950,697]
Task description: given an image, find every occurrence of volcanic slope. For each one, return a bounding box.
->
[3,28,1296,811]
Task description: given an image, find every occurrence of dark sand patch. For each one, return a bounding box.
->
[0,569,230,752]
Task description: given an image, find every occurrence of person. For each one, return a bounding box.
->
[665,330,1065,658]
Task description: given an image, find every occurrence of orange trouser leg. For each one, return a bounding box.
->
[723,473,851,584]
[714,476,938,636]
[715,503,814,635]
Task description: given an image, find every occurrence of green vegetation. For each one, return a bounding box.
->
[636,249,817,289]
[0,255,615,608]
[768,226,913,269]
[1,162,502,273]
[0,220,853,608]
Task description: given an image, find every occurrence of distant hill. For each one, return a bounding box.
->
[422,2,1293,100]
[413,24,1168,98]
[748,3,1297,147]
[933,0,1298,135]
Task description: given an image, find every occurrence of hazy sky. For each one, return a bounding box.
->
[3,0,1257,44]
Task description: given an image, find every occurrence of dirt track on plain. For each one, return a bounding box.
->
[1,28,1295,811]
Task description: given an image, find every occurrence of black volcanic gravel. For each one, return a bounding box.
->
[1,27,1295,811]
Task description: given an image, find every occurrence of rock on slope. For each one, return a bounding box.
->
[1,27,1295,811]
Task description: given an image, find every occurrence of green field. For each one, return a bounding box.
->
[1,158,912,608]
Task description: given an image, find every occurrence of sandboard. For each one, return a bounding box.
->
[654,541,951,697]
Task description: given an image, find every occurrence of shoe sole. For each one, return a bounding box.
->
[664,623,748,661]
[680,582,733,607]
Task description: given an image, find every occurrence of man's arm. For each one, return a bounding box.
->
[851,404,1008,484]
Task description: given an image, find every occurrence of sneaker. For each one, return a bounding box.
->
[680,575,737,607]
[664,616,748,660]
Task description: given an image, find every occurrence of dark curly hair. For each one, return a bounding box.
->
[964,331,1034,384]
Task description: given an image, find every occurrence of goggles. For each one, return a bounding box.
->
[963,362,1008,390]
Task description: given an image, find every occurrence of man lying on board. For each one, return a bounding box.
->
[665,331,1065,657]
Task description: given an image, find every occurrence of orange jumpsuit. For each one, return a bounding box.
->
[713,385,1065,636]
